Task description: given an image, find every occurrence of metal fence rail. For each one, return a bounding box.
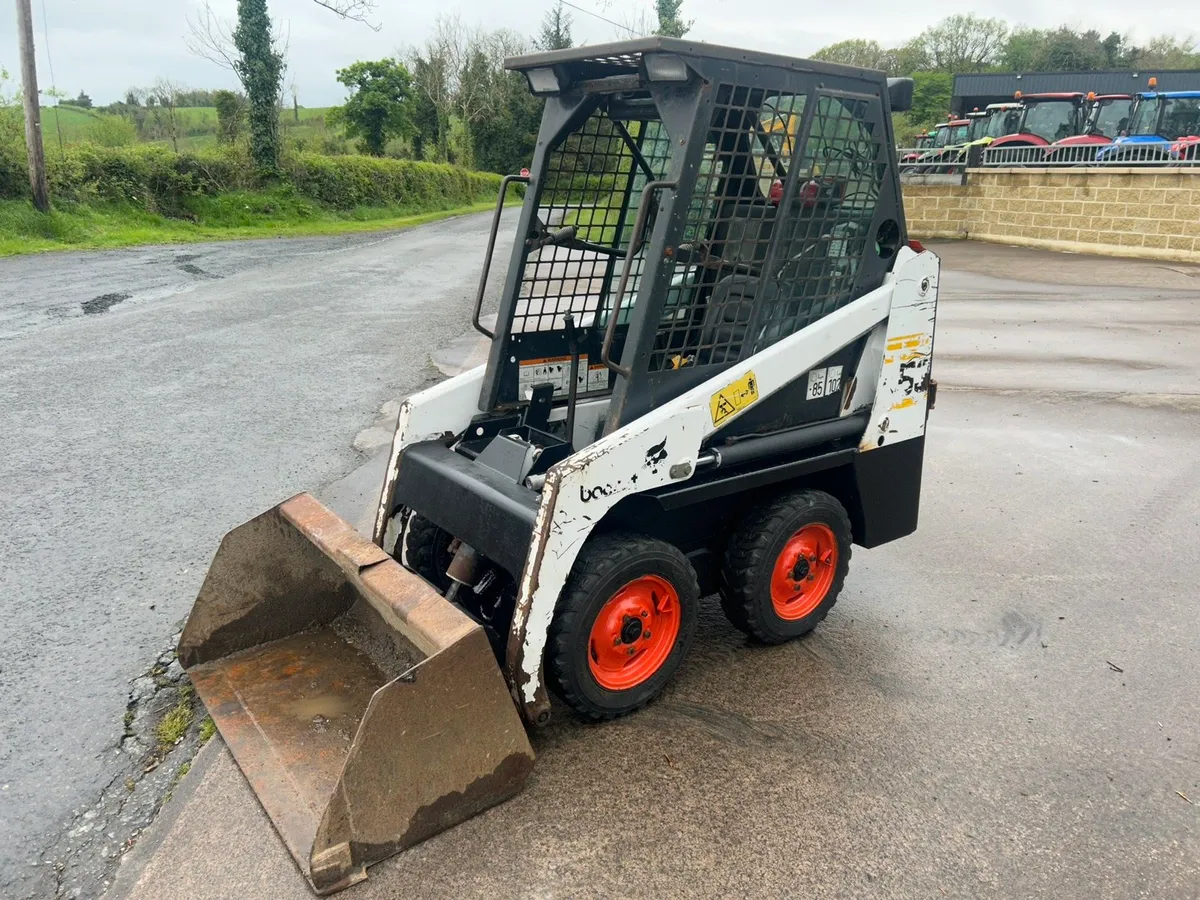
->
[897,142,1200,176]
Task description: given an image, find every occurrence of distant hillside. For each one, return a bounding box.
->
[39,105,337,151]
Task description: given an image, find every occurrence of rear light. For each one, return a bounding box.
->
[909,239,926,253]
[769,179,784,204]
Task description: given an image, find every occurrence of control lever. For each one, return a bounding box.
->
[527,224,578,251]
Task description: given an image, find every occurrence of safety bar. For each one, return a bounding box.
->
[472,174,530,339]
[600,179,677,379]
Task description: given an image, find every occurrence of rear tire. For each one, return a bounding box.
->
[721,490,852,644]
[403,514,454,592]
[547,532,699,720]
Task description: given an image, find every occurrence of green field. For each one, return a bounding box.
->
[39,105,337,151]
[0,192,501,256]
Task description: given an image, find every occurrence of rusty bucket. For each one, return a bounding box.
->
[178,493,534,894]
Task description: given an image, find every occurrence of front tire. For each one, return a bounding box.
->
[547,532,699,720]
[402,514,454,592]
[721,490,852,644]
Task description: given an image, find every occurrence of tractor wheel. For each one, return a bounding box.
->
[547,532,699,720]
[402,514,454,592]
[720,490,852,644]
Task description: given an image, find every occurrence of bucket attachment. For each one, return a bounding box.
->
[178,493,535,894]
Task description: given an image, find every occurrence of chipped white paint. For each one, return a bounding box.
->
[510,252,941,705]
[858,249,940,452]
[371,365,486,545]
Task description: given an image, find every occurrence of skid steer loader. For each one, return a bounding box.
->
[180,38,937,894]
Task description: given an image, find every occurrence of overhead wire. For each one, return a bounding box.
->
[556,0,646,39]
[38,0,65,152]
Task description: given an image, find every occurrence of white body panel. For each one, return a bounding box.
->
[372,365,486,546]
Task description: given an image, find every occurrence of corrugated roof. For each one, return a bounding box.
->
[954,70,1200,100]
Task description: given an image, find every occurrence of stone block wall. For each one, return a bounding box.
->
[903,168,1200,262]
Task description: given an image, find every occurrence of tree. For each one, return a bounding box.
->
[150,78,184,151]
[187,0,379,168]
[917,14,1008,73]
[68,90,92,108]
[407,17,526,166]
[536,1,573,51]
[908,71,954,128]
[213,89,247,144]
[333,59,414,156]
[654,0,692,38]
[233,0,285,169]
[1139,35,1200,69]
[811,39,897,74]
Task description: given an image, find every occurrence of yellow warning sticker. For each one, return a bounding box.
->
[710,370,759,426]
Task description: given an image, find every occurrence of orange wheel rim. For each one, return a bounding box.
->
[770,524,838,621]
[587,575,681,691]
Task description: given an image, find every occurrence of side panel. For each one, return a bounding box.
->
[858,250,939,452]
[372,365,487,547]
[853,435,925,547]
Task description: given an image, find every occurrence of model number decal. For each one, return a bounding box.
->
[806,365,843,400]
[709,370,759,426]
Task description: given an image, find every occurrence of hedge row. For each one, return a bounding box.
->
[0,141,504,215]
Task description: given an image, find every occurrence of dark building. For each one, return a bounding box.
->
[953,70,1200,113]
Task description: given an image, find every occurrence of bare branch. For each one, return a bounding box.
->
[309,0,380,30]
[185,1,238,73]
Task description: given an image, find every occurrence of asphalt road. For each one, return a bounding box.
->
[0,214,516,897]
[113,241,1200,900]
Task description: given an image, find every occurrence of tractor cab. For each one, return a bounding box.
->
[1099,90,1200,162]
[933,118,971,149]
[964,109,989,142]
[1045,92,1134,162]
[990,92,1087,147]
[981,102,1022,141]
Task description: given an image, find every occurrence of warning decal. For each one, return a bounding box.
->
[518,356,608,396]
[709,370,759,426]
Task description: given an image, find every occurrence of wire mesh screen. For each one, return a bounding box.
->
[512,109,673,336]
[753,93,887,351]
[648,88,886,371]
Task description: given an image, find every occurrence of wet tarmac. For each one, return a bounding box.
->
[0,214,516,897]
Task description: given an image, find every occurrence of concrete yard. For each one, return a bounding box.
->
[112,240,1200,898]
[2,220,1197,899]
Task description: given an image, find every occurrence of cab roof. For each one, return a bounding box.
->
[1135,90,1200,100]
[505,36,889,80]
[1019,92,1086,101]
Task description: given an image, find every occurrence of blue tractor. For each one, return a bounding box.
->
[1096,89,1200,163]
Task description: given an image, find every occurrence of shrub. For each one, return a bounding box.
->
[84,115,139,148]
[0,141,504,217]
[281,152,502,211]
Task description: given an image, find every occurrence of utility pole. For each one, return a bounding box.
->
[15,0,50,212]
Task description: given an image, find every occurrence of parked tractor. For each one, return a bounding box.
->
[1044,92,1134,163]
[1097,88,1200,163]
[986,93,1088,163]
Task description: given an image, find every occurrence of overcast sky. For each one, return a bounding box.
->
[1,0,1195,107]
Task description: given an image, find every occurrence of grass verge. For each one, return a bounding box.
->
[0,190,502,256]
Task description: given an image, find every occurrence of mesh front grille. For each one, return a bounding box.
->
[648,88,887,372]
[754,93,888,352]
[513,110,672,335]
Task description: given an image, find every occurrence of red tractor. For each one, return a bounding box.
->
[987,92,1088,162]
[1044,92,1134,163]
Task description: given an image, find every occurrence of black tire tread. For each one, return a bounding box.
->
[547,532,699,721]
[721,490,852,644]
[403,514,452,591]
